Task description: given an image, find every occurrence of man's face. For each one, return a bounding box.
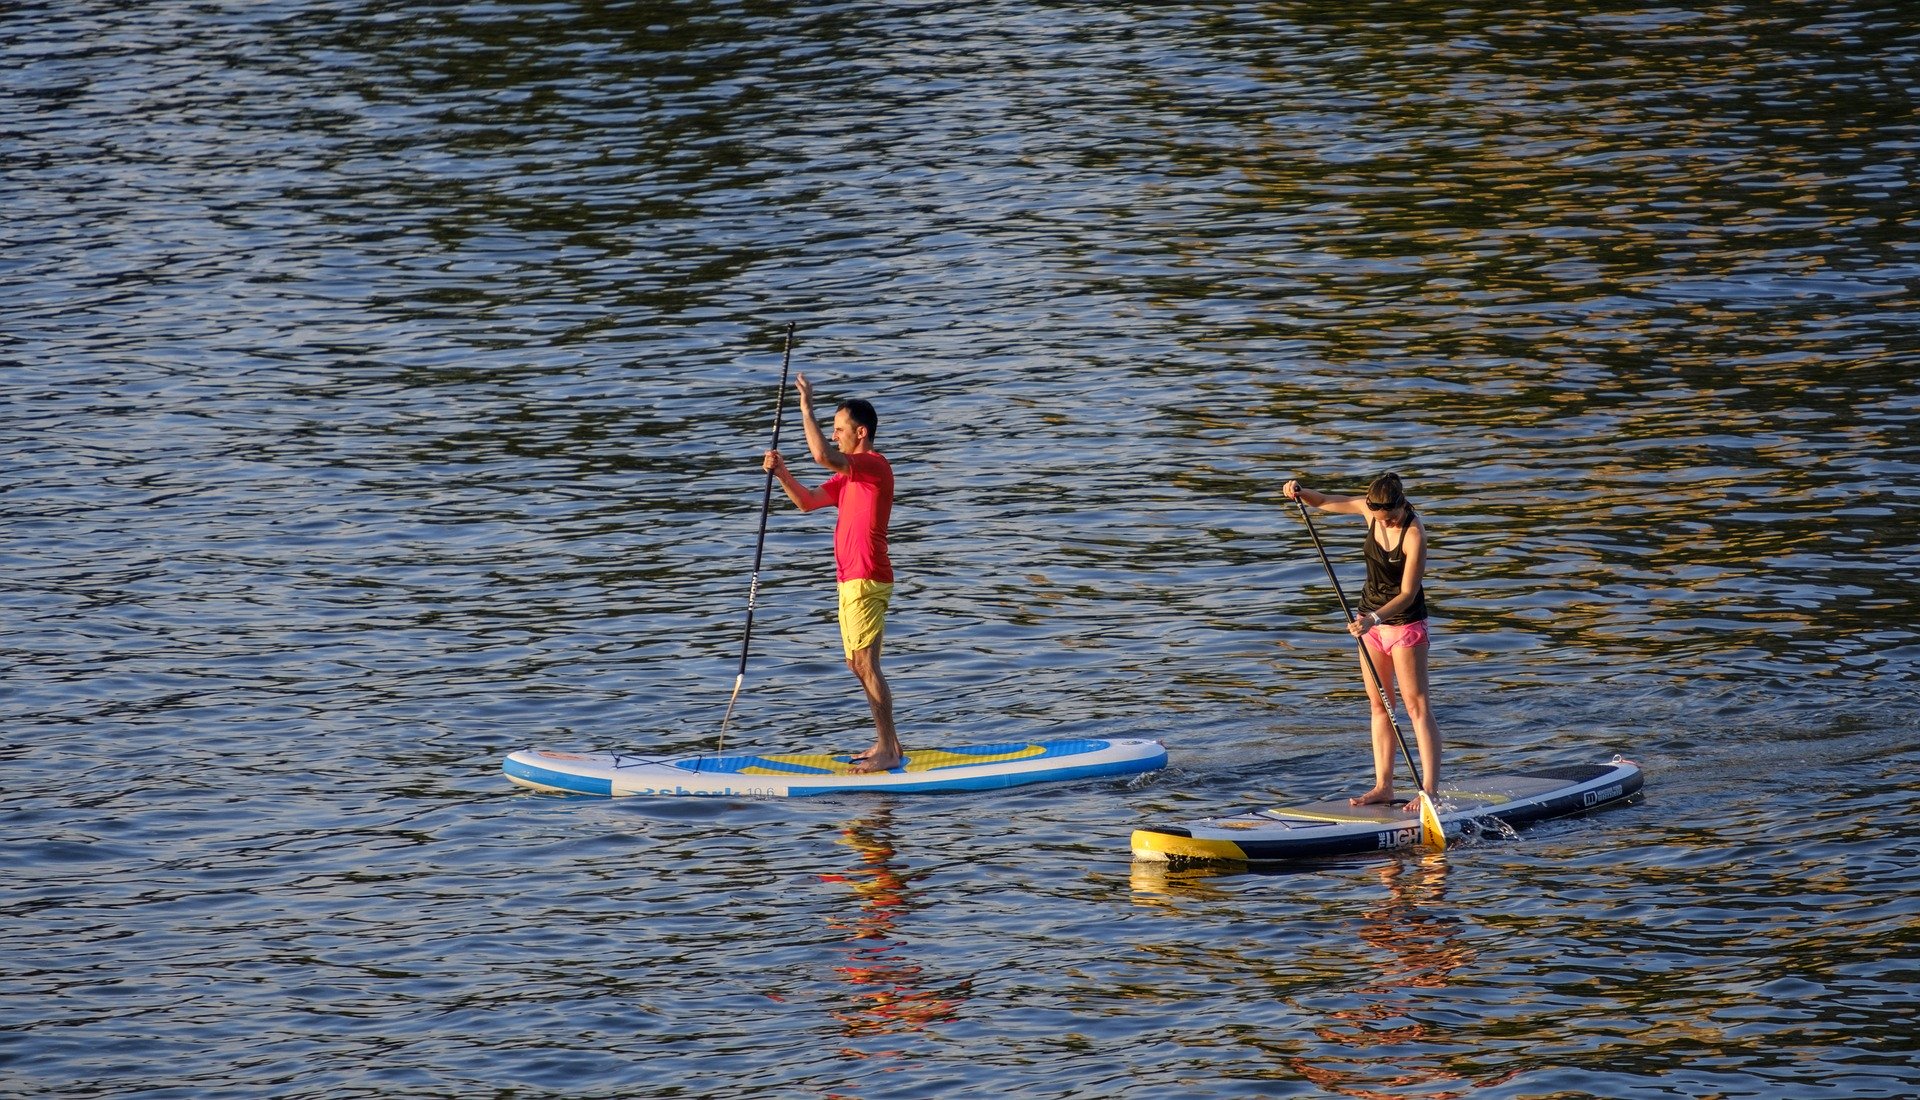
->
[832,409,863,453]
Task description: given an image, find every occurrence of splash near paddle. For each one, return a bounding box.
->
[1130,758,1642,863]
[504,737,1166,798]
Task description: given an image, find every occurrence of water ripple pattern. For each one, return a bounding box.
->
[4,2,1917,1098]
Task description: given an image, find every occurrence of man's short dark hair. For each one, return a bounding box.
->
[839,398,878,439]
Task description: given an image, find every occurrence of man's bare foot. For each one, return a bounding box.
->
[850,750,901,774]
[1349,786,1396,807]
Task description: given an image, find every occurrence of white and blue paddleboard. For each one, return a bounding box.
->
[1132,758,1643,863]
[504,737,1167,798]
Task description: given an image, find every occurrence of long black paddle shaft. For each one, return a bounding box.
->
[718,323,795,748]
[1293,496,1428,792]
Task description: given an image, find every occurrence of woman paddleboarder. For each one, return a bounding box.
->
[1283,472,1442,810]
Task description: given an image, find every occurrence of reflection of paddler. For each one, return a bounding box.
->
[1357,855,1471,990]
[1289,854,1479,1098]
[819,812,910,939]
[819,809,965,1042]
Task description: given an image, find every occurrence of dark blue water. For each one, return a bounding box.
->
[5,2,1918,1097]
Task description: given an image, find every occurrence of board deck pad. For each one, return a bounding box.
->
[696,743,1049,777]
[1132,759,1643,863]
[504,737,1166,798]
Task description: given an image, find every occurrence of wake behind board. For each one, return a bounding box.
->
[1132,758,1642,864]
[505,737,1166,798]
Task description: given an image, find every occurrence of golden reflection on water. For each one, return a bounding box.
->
[6,2,1916,1095]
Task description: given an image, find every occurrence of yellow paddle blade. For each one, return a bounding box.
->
[1420,792,1448,851]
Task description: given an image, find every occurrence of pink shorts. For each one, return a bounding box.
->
[1364,618,1429,655]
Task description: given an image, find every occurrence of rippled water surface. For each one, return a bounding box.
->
[6,2,1919,1097]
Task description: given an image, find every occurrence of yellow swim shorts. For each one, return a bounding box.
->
[836,579,893,658]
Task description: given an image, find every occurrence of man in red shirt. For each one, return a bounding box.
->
[764,374,901,772]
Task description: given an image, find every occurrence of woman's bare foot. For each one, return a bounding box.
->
[1349,785,1396,807]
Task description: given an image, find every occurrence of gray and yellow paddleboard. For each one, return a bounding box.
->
[1132,758,1643,863]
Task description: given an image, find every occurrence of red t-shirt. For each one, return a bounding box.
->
[821,451,894,583]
